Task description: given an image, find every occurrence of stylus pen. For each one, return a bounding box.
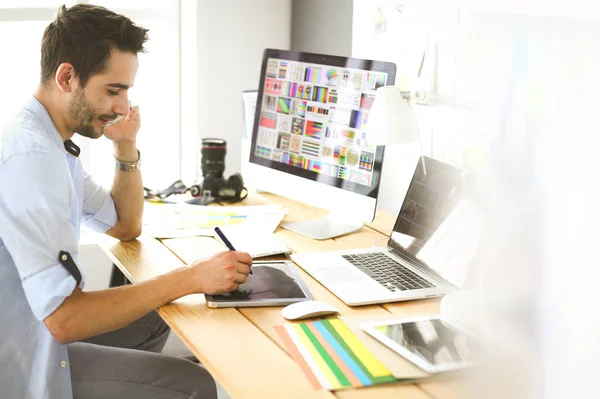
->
[214,227,253,274]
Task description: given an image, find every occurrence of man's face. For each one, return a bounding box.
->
[67,50,138,139]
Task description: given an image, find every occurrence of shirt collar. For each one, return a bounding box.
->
[23,95,68,153]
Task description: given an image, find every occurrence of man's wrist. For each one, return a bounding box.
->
[169,267,197,298]
[113,141,138,162]
[115,151,141,172]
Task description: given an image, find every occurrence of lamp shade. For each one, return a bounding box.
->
[367,86,418,146]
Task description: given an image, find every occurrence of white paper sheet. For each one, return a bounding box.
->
[142,202,286,239]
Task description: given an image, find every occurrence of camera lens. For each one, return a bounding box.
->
[201,138,226,178]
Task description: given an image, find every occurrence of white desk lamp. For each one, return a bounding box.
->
[368,86,426,174]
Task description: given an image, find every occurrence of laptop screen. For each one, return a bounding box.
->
[388,156,486,286]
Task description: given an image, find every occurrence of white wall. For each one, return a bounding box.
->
[351,1,537,215]
[181,0,292,185]
[291,0,353,56]
[280,0,419,215]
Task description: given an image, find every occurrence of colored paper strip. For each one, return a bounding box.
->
[321,320,374,384]
[313,321,371,386]
[298,324,351,388]
[307,323,364,387]
[274,325,321,389]
[285,325,331,389]
[328,319,393,379]
[292,324,341,389]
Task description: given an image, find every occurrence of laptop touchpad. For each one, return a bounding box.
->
[314,267,367,284]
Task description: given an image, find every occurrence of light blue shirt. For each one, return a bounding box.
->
[0,96,118,399]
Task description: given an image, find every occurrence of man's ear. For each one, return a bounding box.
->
[55,63,78,93]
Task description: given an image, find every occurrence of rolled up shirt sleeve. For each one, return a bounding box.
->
[82,170,117,233]
[0,150,79,321]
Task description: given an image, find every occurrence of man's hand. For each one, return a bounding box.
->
[189,251,253,295]
[43,250,252,344]
[104,103,143,241]
[104,104,141,143]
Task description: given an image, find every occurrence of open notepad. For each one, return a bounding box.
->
[215,225,291,258]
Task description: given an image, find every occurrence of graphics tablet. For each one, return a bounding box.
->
[360,315,480,373]
[205,261,312,308]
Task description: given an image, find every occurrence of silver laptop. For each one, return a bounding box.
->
[292,156,485,306]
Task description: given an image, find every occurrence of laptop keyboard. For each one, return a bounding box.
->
[342,252,435,292]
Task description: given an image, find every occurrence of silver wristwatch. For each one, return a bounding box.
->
[114,150,141,172]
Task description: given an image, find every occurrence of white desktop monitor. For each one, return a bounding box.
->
[246,49,396,240]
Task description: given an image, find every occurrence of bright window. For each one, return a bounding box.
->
[0,1,181,190]
[0,1,74,7]
[0,20,49,122]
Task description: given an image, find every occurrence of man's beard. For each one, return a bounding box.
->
[68,88,115,139]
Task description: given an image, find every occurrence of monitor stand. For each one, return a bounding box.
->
[281,214,364,240]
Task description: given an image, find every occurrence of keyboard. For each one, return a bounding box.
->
[342,252,435,292]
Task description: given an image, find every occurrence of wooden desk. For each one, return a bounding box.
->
[103,192,465,399]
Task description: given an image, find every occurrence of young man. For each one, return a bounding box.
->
[0,5,252,399]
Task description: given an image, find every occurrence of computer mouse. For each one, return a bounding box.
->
[281,300,340,320]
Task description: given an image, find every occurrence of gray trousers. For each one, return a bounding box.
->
[68,311,217,399]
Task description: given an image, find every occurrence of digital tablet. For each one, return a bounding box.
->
[360,315,480,373]
[205,261,312,308]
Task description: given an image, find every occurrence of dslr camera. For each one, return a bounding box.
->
[189,138,247,203]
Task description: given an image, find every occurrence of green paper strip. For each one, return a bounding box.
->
[300,323,352,387]
[321,319,375,384]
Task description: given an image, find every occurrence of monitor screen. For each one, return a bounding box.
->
[249,49,396,198]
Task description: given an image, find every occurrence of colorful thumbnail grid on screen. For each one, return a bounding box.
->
[255,58,387,188]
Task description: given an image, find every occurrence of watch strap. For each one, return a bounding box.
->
[115,150,141,172]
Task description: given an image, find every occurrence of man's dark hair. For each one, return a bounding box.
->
[40,4,149,87]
